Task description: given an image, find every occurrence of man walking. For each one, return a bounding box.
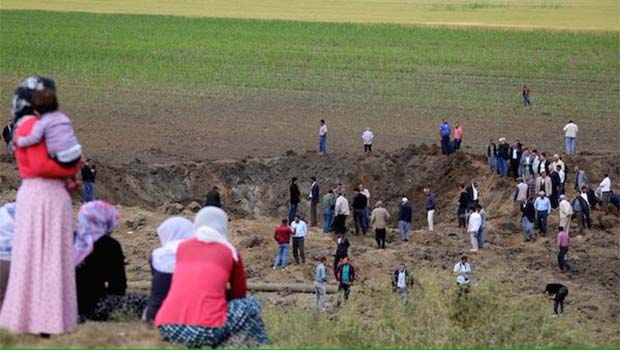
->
[522,85,531,106]
[334,190,350,234]
[291,215,307,264]
[534,191,552,236]
[321,190,335,234]
[598,173,612,215]
[424,188,437,232]
[309,176,319,227]
[571,191,589,235]
[521,196,537,242]
[361,127,374,152]
[370,201,390,249]
[563,120,578,155]
[439,118,451,155]
[289,177,301,224]
[273,219,293,271]
[319,119,327,154]
[336,257,355,301]
[333,232,350,275]
[467,207,482,252]
[314,257,327,312]
[398,197,412,242]
[559,195,573,234]
[81,159,97,202]
[352,188,368,236]
[574,165,588,193]
[557,227,571,272]
[392,264,414,305]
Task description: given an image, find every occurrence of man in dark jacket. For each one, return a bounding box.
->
[550,168,561,209]
[352,189,368,236]
[289,177,301,224]
[545,283,569,316]
[497,138,510,177]
[521,197,536,241]
[336,257,355,301]
[309,176,320,227]
[392,263,414,304]
[333,233,350,276]
[509,140,523,179]
[205,186,222,208]
[571,191,590,234]
[2,119,13,159]
[81,159,97,203]
[398,197,413,241]
[458,184,469,228]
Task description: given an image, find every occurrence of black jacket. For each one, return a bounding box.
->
[398,202,412,222]
[2,124,12,144]
[335,237,350,257]
[76,235,127,316]
[205,190,222,208]
[352,193,368,210]
[290,183,300,204]
[392,270,414,288]
[81,165,96,183]
[497,144,510,159]
[487,144,497,157]
[311,183,320,203]
[571,196,590,215]
[550,172,561,195]
[144,258,172,323]
[586,189,598,208]
[458,191,469,213]
[522,201,536,222]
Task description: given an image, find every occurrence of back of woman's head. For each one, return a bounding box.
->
[157,216,193,246]
[32,89,59,115]
[194,207,228,238]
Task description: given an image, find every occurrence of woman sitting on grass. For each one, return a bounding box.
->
[75,201,147,322]
[155,207,269,348]
[143,216,193,323]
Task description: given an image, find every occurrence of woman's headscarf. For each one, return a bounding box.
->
[12,76,56,124]
[0,203,16,261]
[194,207,238,261]
[152,216,193,273]
[74,200,120,266]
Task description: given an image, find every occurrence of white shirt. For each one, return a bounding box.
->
[563,122,578,138]
[309,182,316,199]
[599,177,611,192]
[291,220,308,238]
[361,189,370,199]
[397,271,406,288]
[552,160,565,173]
[319,124,328,136]
[471,183,478,200]
[335,196,350,216]
[361,130,374,145]
[558,170,565,184]
[581,193,590,206]
[467,212,482,232]
[453,262,471,275]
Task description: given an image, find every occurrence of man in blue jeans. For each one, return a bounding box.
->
[439,119,451,155]
[318,119,327,154]
[398,197,412,241]
[81,159,96,202]
[321,190,335,234]
[534,191,551,236]
[273,218,293,271]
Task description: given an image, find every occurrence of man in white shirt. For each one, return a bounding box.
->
[467,207,482,252]
[334,190,350,234]
[318,119,328,154]
[453,256,472,290]
[598,174,612,214]
[559,194,574,234]
[562,120,578,155]
[551,154,565,173]
[392,264,413,305]
[361,127,374,153]
[290,215,308,264]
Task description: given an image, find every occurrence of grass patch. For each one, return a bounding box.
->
[264,270,620,347]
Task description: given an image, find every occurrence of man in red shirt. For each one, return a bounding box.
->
[557,226,571,272]
[273,218,293,271]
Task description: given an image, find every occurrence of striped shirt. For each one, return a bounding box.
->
[16,111,79,155]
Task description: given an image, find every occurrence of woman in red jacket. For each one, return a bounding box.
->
[155,207,268,348]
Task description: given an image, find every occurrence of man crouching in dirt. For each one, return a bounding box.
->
[545,283,569,316]
[454,256,471,294]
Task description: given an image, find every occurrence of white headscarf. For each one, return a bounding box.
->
[152,216,194,273]
[0,203,16,261]
[194,207,238,261]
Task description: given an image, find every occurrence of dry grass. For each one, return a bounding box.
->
[1,0,619,31]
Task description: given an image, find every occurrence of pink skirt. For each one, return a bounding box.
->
[0,178,77,334]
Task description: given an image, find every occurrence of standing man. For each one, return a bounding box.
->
[398,197,412,242]
[563,120,578,155]
[467,207,481,252]
[522,85,531,106]
[370,201,390,249]
[309,176,319,227]
[559,195,573,234]
[392,264,413,305]
[545,283,569,316]
[352,188,368,236]
[314,257,327,312]
[439,118,451,156]
[550,167,562,209]
[536,171,553,202]
[361,127,374,153]
[333,232,350,275]
[519,148,534,178]
[525,174,537,201]
[574,165,588,193]
[2,119,13,159]
[551,154,565,173]
[509,140,523,179]
[557,226,571,272]
[205,186,222,208]
[571,191,589,235]
[273,219,293,271]
[289,177,301,225]
[321,190,335,234]
[359,184,371,231]
[486,138,497,174]
[453,122,463,151]
[334,190,350,234]
[536,152,550,176]
[598,173,612,215]
[336,257,355,302]
[534,191,552,236]
[514,178,529,216]
[457,183,469,229]
[291,215,307,265]
[318,119,327,154]
[521,196,537,242]
[497,138,510,177]
[81,158,97,203]
[466,181,479,209]
[424,188,437,232]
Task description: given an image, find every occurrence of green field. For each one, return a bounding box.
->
[2,0,619,31]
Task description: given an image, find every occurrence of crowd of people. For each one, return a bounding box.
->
[0,76,615,346]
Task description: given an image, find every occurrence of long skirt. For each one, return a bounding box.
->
[82,293,148,322]
[159,296,268,348]
[0,178,77,334]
